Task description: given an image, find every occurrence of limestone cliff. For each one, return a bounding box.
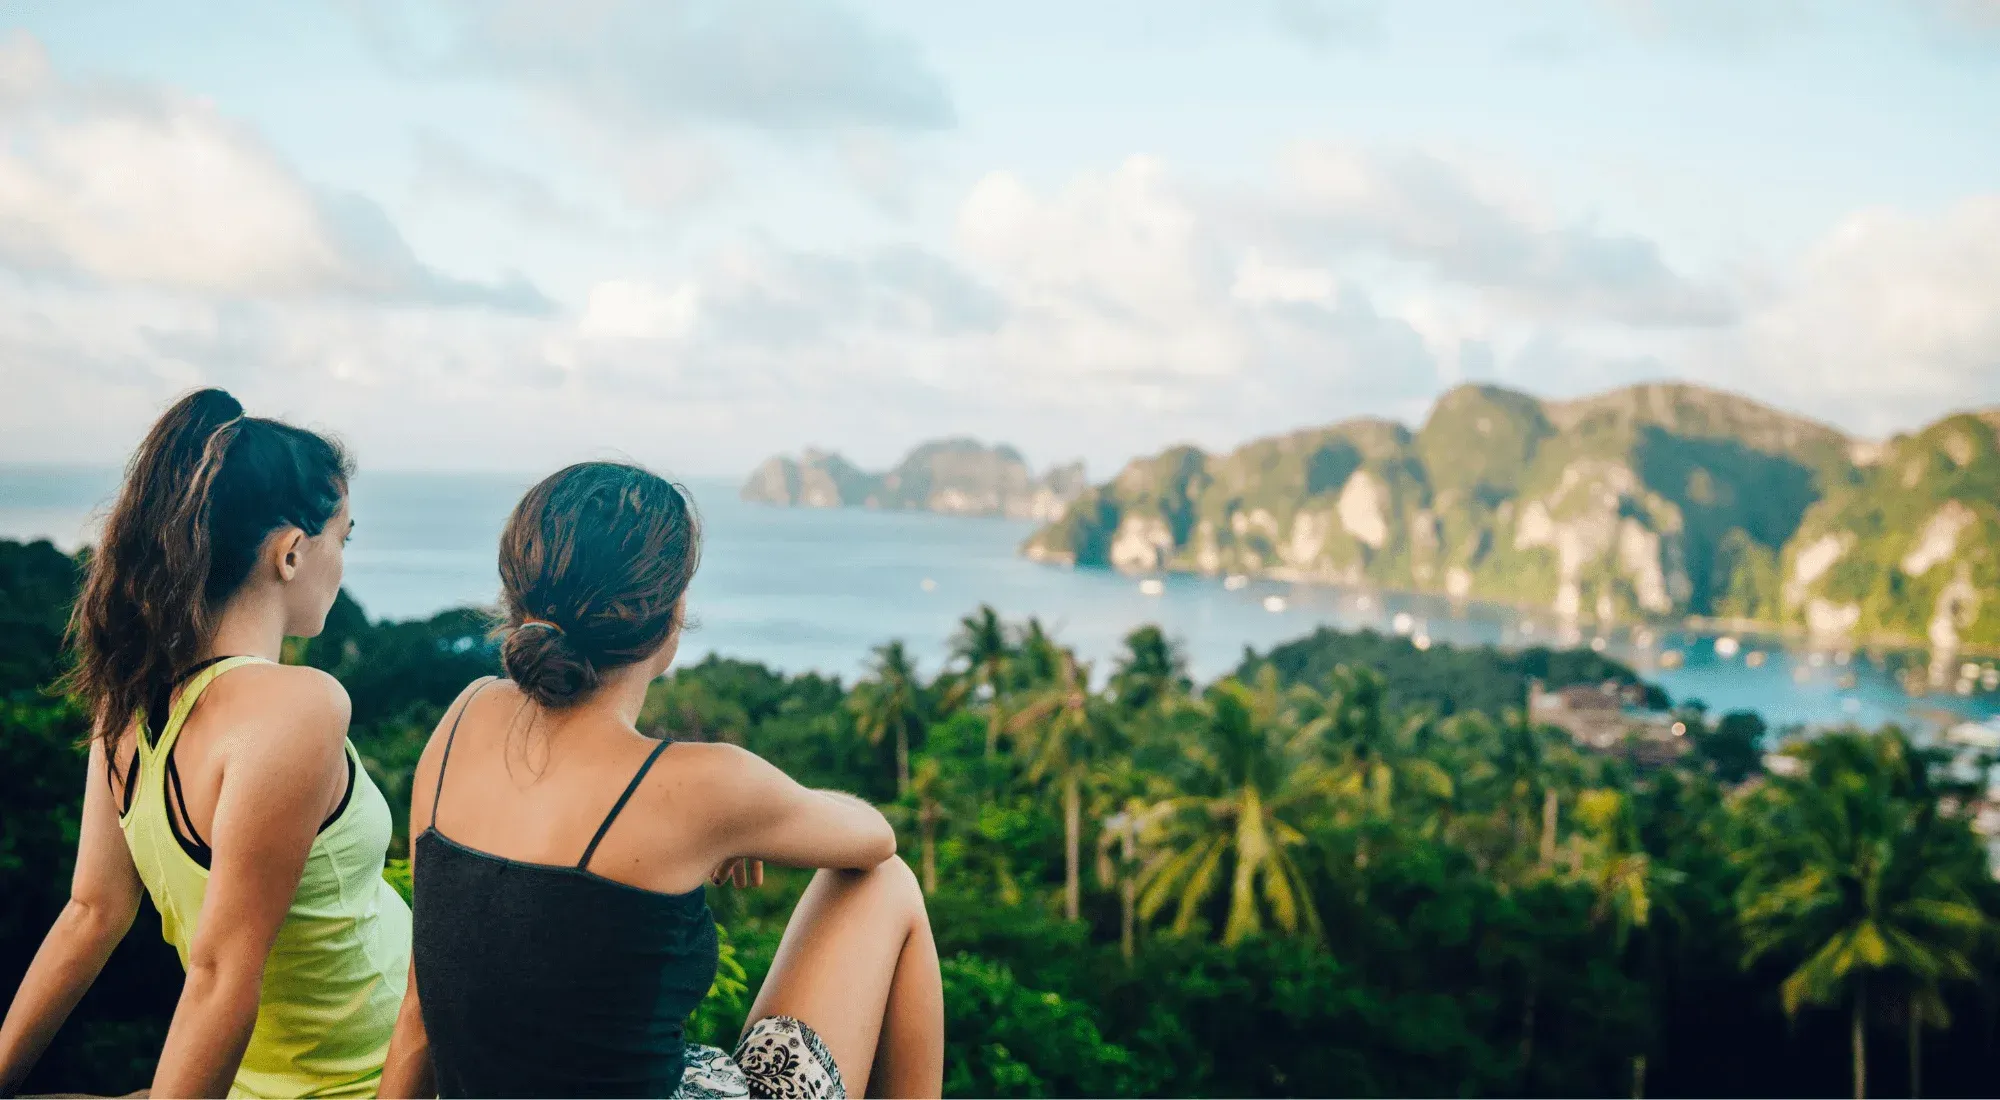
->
[1022,383,1995,648]
[743,439,1085,522]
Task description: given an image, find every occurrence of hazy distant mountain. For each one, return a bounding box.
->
[1022,382,1998,650]
[743,439,1086,522]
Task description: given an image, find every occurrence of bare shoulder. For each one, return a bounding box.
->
[662,740,784,790]
[653,741,797,828]
[206,662,350,735]
[416,677,508,766]
[436,675,507,729]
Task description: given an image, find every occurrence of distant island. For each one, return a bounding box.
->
[1022,382,1999,656]
[742,438,1087,522]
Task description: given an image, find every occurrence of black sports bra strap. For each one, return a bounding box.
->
[579,738,671,871]
[431,677,499,830]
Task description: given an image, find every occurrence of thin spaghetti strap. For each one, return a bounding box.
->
[431,677,499,831]
[578,737,672,871]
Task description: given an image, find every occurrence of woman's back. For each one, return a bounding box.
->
[122,657,409,1098]
[411,679,719,1099]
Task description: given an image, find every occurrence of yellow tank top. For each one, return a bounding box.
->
[118,656,411,1099]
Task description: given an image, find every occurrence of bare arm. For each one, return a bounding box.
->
[149,671,350,1098]
[0,740,144,1094]
[377,957,433,1099]
[706,745,897,871]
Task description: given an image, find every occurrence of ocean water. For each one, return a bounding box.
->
[3,465,1996,734]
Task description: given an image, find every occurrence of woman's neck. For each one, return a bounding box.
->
[201,589,290,664]
[590,665,655,728]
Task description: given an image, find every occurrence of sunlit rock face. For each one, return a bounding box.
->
[1020,382,2000,646]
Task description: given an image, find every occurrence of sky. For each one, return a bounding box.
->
[0,0,1996,480]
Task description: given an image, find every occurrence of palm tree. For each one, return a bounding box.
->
[905,756,947,893]
[1288,666,1450,845]
[1097,798,1171,961]
[1738,732,1991,1100]
[1011,617,1064,692]
[950,605,1013,757]
[1135,680,1327,946]
[848,640,926,798]
[1109,624,1188,715]
[1478,706,1566,871]
[1005,646,1117,921]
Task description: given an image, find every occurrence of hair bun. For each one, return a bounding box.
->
[502,619,599,708]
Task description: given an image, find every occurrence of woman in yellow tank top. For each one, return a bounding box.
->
[0,388,410,1098]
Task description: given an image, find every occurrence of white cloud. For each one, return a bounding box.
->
[410,130,598,231]
[1233,252,1338,305]
[353,0,954,133]
[958,157,1246,382]
[579,279,700,341]
[1275,142,1737,328]
[0,32,547,311]
[1739,196,2000,432]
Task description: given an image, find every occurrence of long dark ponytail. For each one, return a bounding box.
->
[62,388,352,759]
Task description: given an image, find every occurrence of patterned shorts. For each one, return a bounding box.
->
[674,1015,846,1099]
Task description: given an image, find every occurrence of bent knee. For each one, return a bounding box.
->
[820,856,925,914]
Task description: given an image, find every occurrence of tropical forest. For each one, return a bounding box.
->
[3,536,1998,1098]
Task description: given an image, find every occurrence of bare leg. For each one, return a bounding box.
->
[743,858,944,1098]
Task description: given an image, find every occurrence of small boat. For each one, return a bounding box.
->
[1138,578,1165,597]
[1714,636,1740,659]
[1223,574,1249,591]
[920,578,937,592]
[1263,595,1288,613]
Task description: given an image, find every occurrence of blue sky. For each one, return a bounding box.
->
[2,0,1996,477]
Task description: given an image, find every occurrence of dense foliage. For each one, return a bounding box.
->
[5,536,2000,1097]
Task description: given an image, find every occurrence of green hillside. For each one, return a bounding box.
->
[1023,383,1997,649]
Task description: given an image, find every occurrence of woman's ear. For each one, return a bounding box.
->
[273,527,308,582]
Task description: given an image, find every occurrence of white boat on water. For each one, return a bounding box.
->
[1263,595,1288,613]
[1138,578,1165,596]
[1223,574,1249,591]
[1715,636,1740,659]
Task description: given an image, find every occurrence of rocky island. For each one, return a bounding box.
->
[1022,382,1999,654]
[743,438,1086,522]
